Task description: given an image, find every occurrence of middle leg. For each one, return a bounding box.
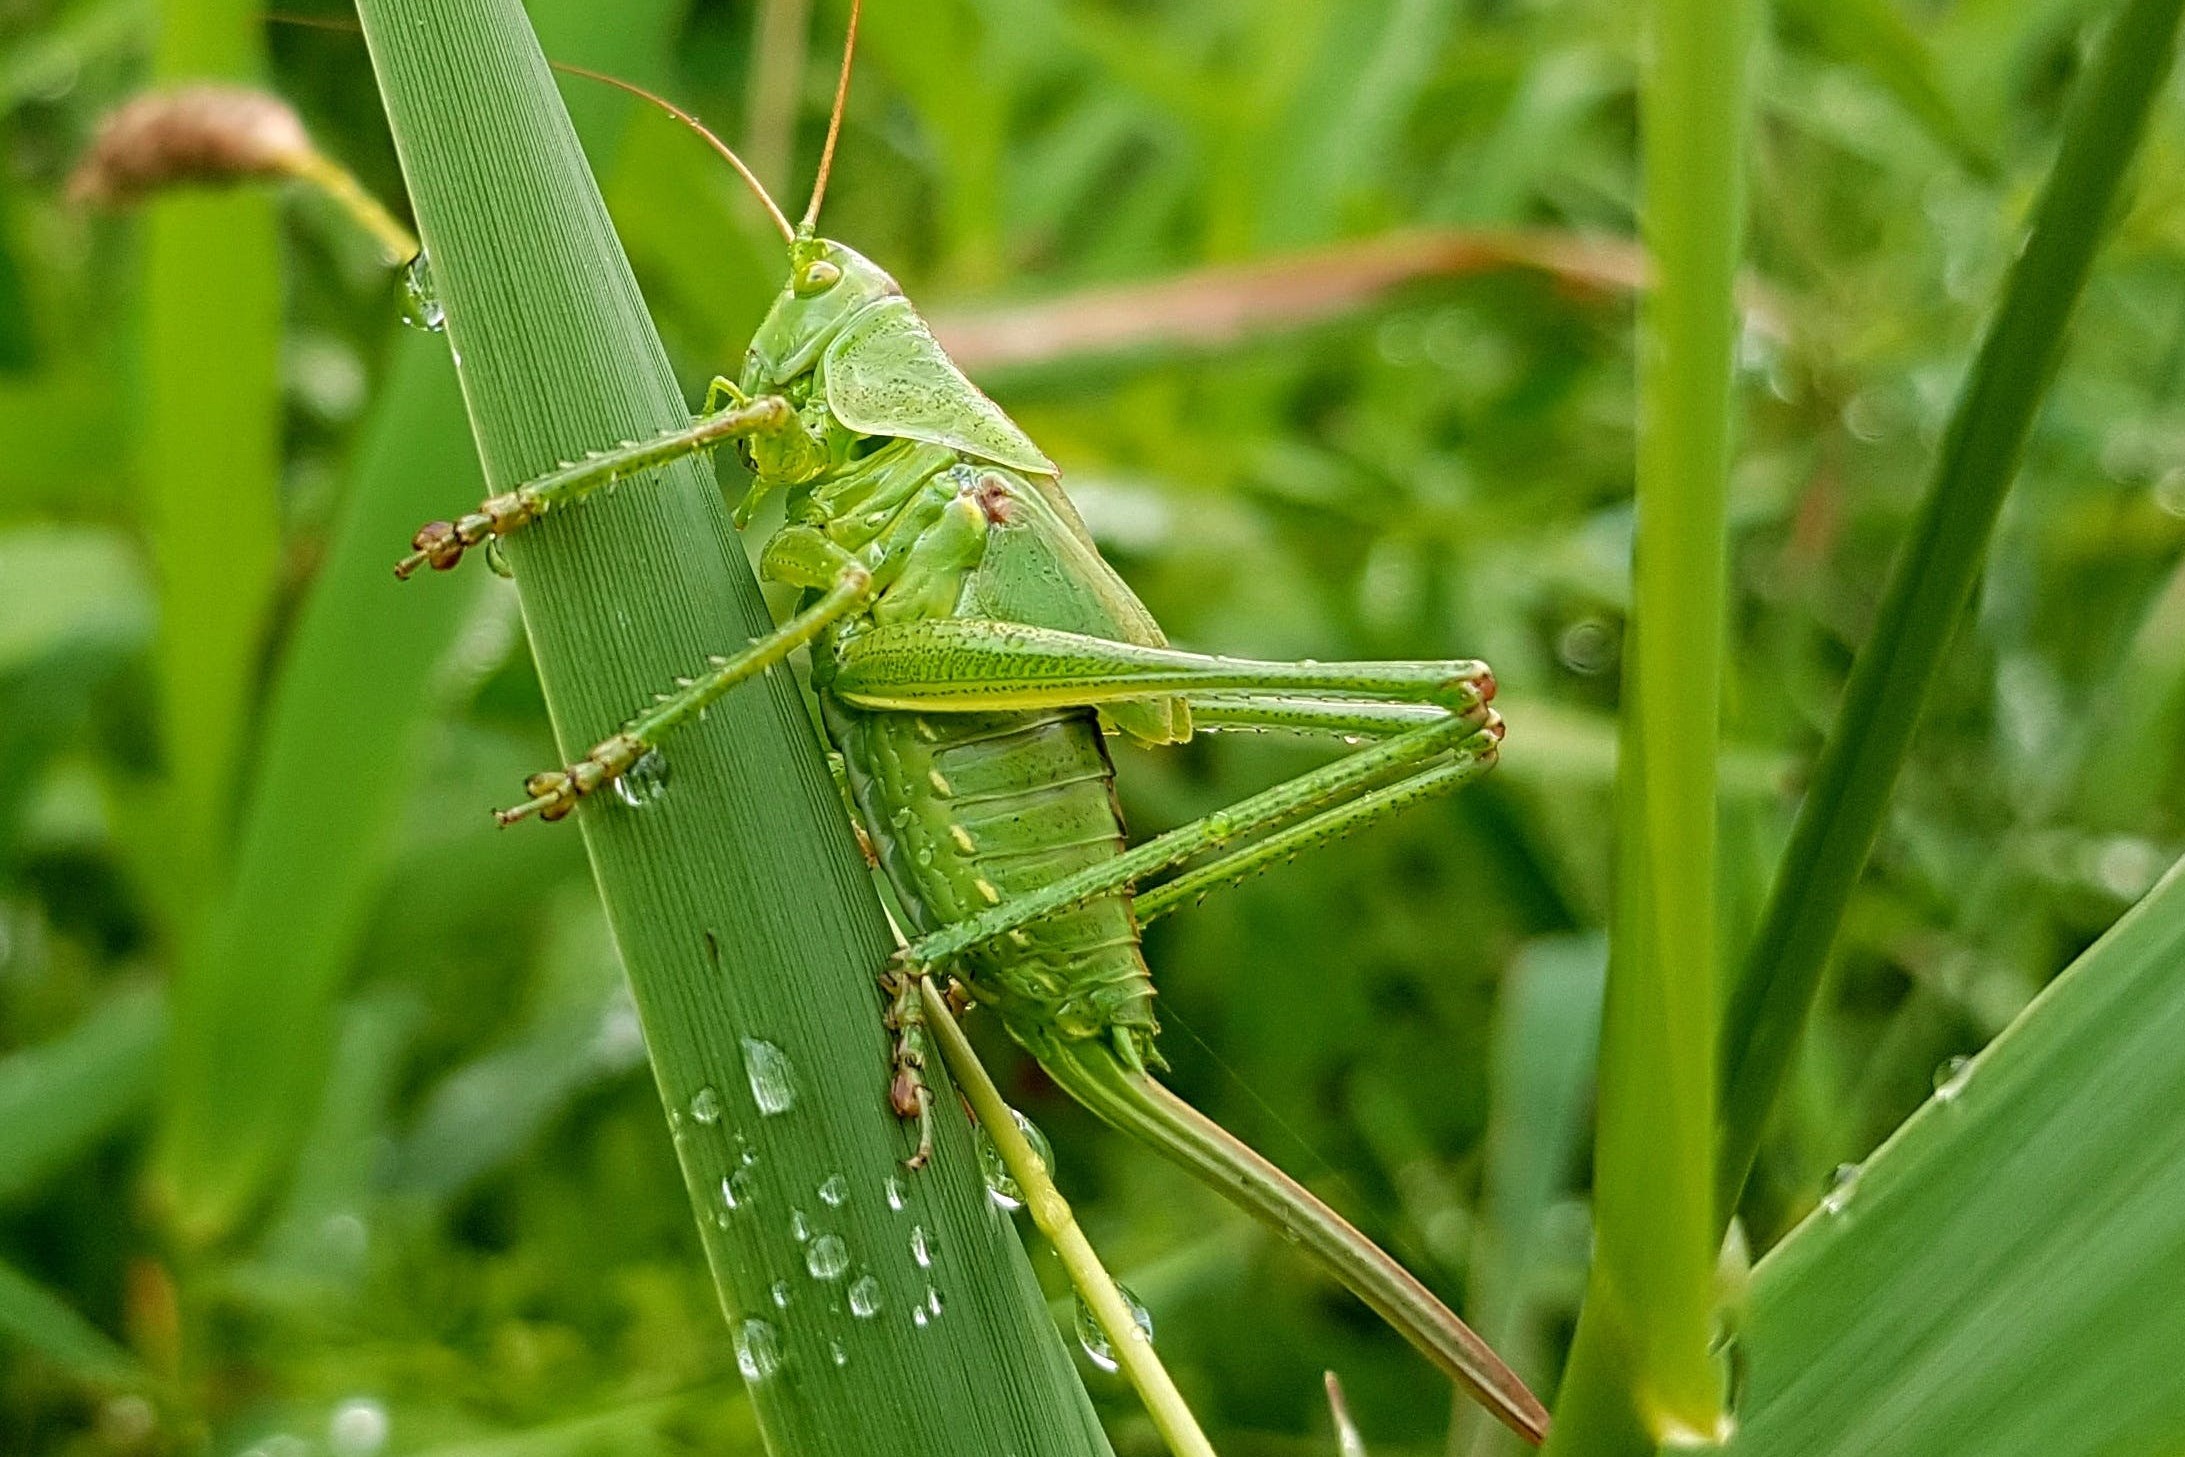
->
[497,544,876,823]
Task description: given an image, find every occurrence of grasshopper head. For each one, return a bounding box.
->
[740,236,900,395]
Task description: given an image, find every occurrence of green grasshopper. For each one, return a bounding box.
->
[399,9,1543,1443]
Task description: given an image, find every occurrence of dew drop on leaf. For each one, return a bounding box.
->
[613,750,671,808]
[1932,1054,1974,1102]
[805,1233,849,1281]
[743,1038,798,1115]
[1074,1285,1154,1373]
[734,1319,779,1382]
[1820,1162,1861,1216]
[400,252,445,332]
[975,1107,1053,1210]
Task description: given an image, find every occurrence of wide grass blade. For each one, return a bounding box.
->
[1544,0,1756,1448]
[155,0,693,1249]
[1460,935,1604,1457]
[0,1255,151,1389]
[156,336,483,1244]
[1725,854,2185,1457]
[0,985,163,1205]
[138,0,281,898]
[350,3,1114,1452]
[1717,0,2185,1220]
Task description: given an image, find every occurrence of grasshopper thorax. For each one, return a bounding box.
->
[740,237,902,396]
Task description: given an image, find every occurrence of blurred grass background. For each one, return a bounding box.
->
[3,0,2185,1454]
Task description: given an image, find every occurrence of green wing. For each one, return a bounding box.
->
[960,468,1191,746]
[822,299,1056,476]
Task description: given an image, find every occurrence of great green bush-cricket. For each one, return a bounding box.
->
[397,7,1544,1441]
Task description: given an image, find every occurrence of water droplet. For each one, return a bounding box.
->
[483,537,514,578]
[884,1175,907,1211]
[100,1396,155,1446]
[806,1233,849,1280]
[1558,618,1619,676]
[924,1286,943,1318]
[790,1208,810,1242]
[328,1397,389,1457]
[819,1174,848,1207]
[613,749,671,808]
[734,1318,780,1382]
[2153,466,2185,518]
[688,1085,722,1125]
[400,252,445,331]
[912,1306,928,1328]
[718,1169,750,1211]
[2089,835,2166,899]
[975,1107,1053,1210]
[849,1274,883,1317]
[1932,1054,1974,1102]
[1820,1162,1861,1216]
[830,1339,849,1367]
[743,1038,798,1115]
[910,1224,933,1269]
[1075,1285,1154,1373]
[770,1280,791,1309]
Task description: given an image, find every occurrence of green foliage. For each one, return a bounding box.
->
[0,1255,149,1390]
[157,336,483,1245]
[3,0,2185,1453]
[138,0,281,902]
[1720,0,2185,1217]
[1732,858,2185,1457]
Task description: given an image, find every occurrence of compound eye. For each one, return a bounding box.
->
[794,259,843,297]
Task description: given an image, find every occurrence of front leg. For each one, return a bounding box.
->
[396,392,798,578]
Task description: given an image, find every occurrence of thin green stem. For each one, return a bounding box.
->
[285,148,419,263]
[918,979,1219,1457]
[1548,0,1755,1446]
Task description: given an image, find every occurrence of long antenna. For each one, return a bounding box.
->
[800,0,862,233]
[552,59,796,244]
[263,12,799,245]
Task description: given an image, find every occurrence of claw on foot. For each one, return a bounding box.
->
[942,978,974,1021]
[395,488,539,579]
[895,1073,934,1171]
[495,731,646,826]
[881,963,937,1170]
